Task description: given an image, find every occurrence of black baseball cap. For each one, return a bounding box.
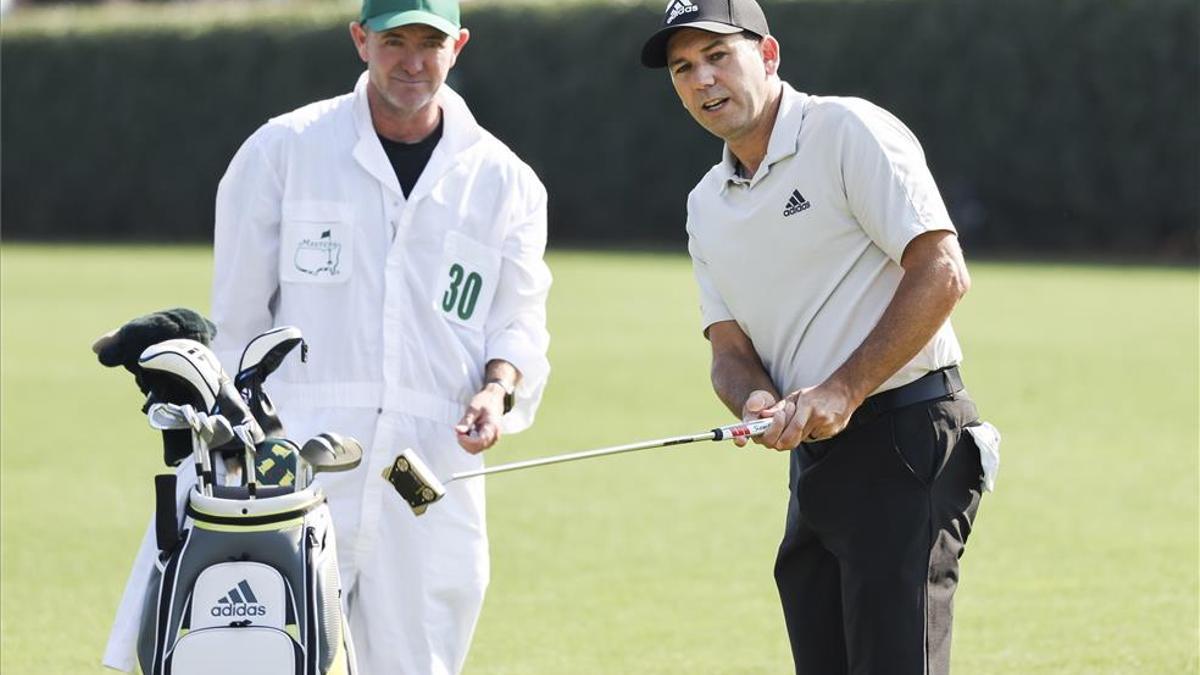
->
[640,0,771,68]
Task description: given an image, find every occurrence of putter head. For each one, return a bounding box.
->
[381,448,445,516]
[300,432,363,473]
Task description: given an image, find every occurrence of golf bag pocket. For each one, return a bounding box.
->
[188,562,289,630]
[167,626,301,675]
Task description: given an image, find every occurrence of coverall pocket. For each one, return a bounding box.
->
[433,230,501,332]
[279,201,354,284]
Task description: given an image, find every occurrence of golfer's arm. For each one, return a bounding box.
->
[708,321,780,417]
[824,230,970,404]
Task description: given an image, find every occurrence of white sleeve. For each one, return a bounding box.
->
[485,172,552,434]
[839,103,955,264]
[687,226,734,338]
[210,128,284,372]
[102,514,154,672]
[103,466,197,671]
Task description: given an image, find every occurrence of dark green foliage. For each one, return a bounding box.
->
[2,0,1196,258]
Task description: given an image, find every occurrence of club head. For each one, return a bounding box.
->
[202,415,236,448]
[300,432,363,474]
[381,448,446,516]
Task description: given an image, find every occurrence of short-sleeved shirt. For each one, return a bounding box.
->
[686,82,962,397]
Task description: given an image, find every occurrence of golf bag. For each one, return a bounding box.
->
[136,483,352,675]
[129,326,357,675]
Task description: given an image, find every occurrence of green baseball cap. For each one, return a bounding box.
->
[360,0,460,36]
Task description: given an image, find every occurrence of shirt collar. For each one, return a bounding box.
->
[718,82,807,193]
[352,71,482,154]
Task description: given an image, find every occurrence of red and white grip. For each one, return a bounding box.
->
[712,418,775,441]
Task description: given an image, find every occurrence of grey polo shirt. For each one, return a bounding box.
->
[686,82,963,397]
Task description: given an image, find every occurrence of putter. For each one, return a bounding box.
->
[382,418,775,516]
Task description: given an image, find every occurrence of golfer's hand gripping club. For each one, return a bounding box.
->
[381,418,775,516]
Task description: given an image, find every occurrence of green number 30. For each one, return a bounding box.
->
[442,263,483,320]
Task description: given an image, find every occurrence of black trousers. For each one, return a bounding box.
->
[774,393,984,675]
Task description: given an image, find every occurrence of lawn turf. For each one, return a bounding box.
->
[1,244,1195,674]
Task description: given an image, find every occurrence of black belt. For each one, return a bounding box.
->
[845,366,964,431]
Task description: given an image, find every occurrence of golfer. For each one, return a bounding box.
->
[103,0,551,672]
[641,1,995,672]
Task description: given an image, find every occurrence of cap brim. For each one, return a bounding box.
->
[364,10,459,37]
[640,21,744,69]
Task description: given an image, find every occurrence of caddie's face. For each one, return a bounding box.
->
[666,29,779,143]
[350,22,470,119]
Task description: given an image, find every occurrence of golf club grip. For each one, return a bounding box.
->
[711,418,775,441]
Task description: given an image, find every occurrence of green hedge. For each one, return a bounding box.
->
[3,0,1197,259]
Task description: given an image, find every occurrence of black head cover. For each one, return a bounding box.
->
[94,308,218,395]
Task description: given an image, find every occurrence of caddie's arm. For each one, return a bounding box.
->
[211,129,284,370]
[762,230,971,450]
[456,359,521,454]
[707,320,782,448]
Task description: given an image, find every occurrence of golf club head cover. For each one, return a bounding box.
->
[94,308,217,395]
[234,326,306,439]
[94,308,217,467]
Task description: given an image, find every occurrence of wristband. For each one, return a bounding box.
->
[485,378,515,414]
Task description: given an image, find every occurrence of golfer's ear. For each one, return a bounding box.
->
[760,36,780,76]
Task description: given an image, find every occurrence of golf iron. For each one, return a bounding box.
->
[382,418,775,516]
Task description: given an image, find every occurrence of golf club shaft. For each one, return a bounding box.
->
[448,418,775,482]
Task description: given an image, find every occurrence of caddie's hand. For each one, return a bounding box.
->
[739,390,781,448]
[455,385,505,454]
[775,382,860,448]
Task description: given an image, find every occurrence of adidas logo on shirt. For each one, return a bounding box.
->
[665,0,699,24]
[210,579,268,618]
[783,189,811,217]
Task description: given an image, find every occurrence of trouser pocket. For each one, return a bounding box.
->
[889,396,980,485]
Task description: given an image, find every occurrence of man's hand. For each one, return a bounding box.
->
[752,381,862,451]
[737,389,778,447]
[454,383,506,454]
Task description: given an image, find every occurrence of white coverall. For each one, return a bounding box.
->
[103,73,552,674]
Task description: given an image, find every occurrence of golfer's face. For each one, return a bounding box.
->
[666,30,772,143]
[355,24,465,119]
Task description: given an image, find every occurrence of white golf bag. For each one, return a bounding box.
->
[133,327,357,675]
[136,484,352,675]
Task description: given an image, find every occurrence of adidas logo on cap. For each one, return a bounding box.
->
[783,189,811,217]
[665,0,699,24]
[210,579,268,618]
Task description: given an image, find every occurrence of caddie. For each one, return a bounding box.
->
[103,0,552,672]
[640,1,999,673]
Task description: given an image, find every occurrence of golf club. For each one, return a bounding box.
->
[382,418,776,515]
[297,432,364,490]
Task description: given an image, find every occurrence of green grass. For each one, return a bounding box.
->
[1,244,1196,674]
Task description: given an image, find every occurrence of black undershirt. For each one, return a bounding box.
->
[377,117,444,197]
